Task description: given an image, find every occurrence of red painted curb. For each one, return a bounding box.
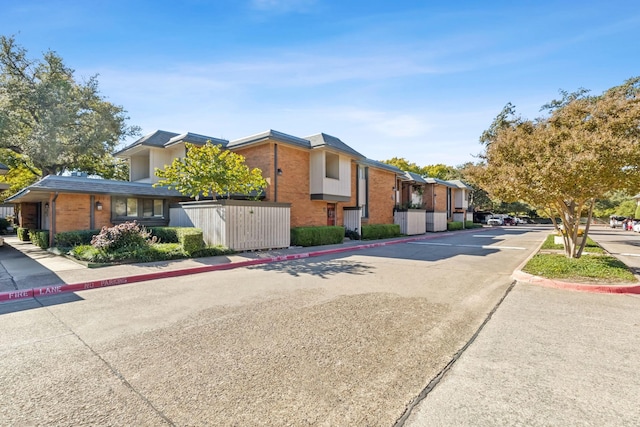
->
[0,228,487,304]
[512,270,640,294]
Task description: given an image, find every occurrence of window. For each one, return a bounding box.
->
[114,197,138,217]
[325,152,339,179]
[113,197,164,218]
[143,199,164,217]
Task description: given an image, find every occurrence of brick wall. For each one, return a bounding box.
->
[54,194,113,233]
[366,167,396,225]
[18,203,38,229]
[238,142,338,228]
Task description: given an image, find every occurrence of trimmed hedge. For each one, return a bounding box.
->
[291,226,345,247]
[148,227,181,243]
[447,221,464,231]
[55,229,100,248]
[28,229,50,249]
[17,227,30,241]
[361,224,401,240]
[176,228,204,254]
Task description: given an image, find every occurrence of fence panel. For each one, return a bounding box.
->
[426,212,448,232]
[170,200,290,251]
[394,210,426,235]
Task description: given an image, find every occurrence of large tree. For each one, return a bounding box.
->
[154,142,267,199]
[469,77,640,258]
[0,35,138,178]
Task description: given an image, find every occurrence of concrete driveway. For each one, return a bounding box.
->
[0,226,544,426]
[2,226,639,426]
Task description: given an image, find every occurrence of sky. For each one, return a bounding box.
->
[1,0,639,167]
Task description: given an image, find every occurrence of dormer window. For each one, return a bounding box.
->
[325,152,339,179]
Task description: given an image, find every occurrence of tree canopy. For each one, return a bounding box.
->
[0,35,138,178]
[154,142,268,200]
[469,77,640,258]
[382,157,458,180]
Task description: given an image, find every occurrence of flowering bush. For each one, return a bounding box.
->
[90,221,156,251]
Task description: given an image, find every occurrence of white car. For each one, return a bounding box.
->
[487,216,503,226]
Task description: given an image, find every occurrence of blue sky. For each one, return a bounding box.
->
[2,0,639,167]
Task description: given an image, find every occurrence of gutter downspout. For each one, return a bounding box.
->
[274,143,279,202]
[50,192,59,248]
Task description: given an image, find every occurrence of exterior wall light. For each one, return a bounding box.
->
[95,201,103,211]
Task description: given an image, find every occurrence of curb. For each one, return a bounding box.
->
[0,228,487,303]
[511,270,640,294]
[510,233,640,295]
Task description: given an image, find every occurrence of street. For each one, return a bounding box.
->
[3,226,638,425]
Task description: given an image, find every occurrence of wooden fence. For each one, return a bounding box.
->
[426,212,448,232]
[169,200,291,251]
[394,209,427,235]
[343,207,362,235]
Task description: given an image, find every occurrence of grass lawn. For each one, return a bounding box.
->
[523,234,636,283]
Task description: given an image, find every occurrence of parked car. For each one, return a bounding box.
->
[610,215,626,228]
[503,216,517,226]
[487,215,503,226]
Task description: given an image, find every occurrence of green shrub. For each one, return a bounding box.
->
[190,245,235,258]
[361,224,401,240]
[176,228,204,254]
[28,229,50,249]
[465,221,482,229]
[70,243,187,264]
[91,221,154,251]
[447,221,463,231]
[0,217,9,232]
[148,226,181,243]
[291,226,345,247]
[55,229,100,248]
[17,227,29,241]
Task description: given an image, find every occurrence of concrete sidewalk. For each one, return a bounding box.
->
[403,281,640,426]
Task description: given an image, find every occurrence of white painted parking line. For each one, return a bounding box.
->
[460,244,526,250]
[473,235,495,238]
[409,242,525,250]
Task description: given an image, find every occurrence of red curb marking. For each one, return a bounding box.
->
[0,228,486,303]
[512,270,640,294]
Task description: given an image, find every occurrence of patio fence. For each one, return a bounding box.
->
[394,209,427,235]
[426,212,448,232]
[169,200,291,251]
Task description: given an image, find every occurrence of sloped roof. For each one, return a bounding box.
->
[227,129,311,150]
[447,179,473,190]
[114,130,180,155]
[306,133,365,159]
[403,171,427,184]
[361,158,404,174]
[5,175,183,203]
[424,177,458,188]
[165,132,228,148]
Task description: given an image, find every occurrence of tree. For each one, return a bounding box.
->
[0,149,38,199]
[469,77,640,258]
[0,35,139,178]
[154,142,268,199]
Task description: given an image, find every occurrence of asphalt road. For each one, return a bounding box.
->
[0,226,568,425]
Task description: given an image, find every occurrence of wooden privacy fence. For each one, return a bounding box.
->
[169,200,291,251]
[394,209,427,235]
[426,212,448,232]
[343,207,362,234]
